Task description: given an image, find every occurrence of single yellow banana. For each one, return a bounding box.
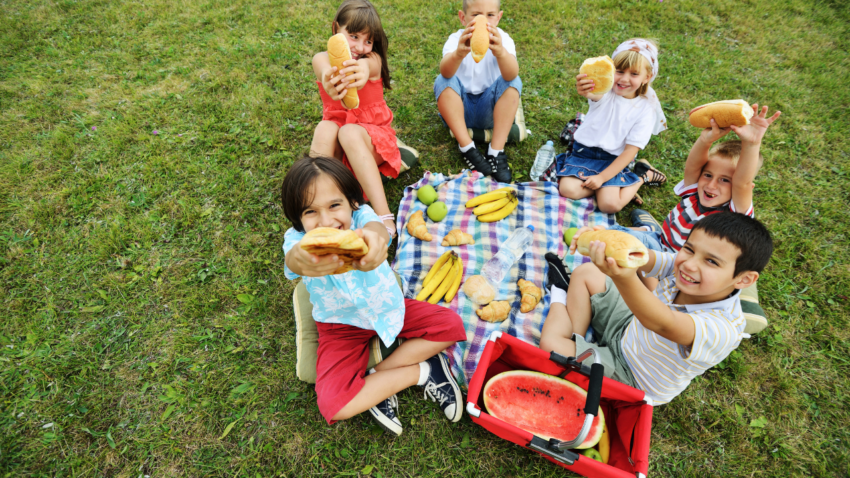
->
[477,197,518,222]
[465,187,515,208]
[473,194,512,216]
[416,253,455,301]
[444,256,464,302]
[598,422,610,464]
[428,257,459,304]
[423,250,452,287]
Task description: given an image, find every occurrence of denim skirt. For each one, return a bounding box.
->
[555,142,641,188]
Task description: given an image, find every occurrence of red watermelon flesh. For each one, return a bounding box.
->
[483,370,605,449]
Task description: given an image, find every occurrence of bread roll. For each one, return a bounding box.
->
[470,16,489,63]
[689,100,753,128]
[327,33,360,109]
[579,56,615,95]
[461,275,496,305]
[442,229,475,246]
[576,230,649,269]
[300,227,369,274]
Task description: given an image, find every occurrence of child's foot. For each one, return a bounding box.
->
[368,395,402,436]
[634,159,667,187]
[486,151,513,183]
[630,208,662,233]
[544,252,571,292]
[421,353,463,422]
[460,147,495,177]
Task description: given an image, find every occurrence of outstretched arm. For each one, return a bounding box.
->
[683,118,732,185]
[586,241,695,346]
[729,104,781,212]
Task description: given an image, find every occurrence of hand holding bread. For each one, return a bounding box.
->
[579,56,615,95]
[571,228,649,269]
[299,227,370,275]
[470,15,489,62]
[326,33,360,109]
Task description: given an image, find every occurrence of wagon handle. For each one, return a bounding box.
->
[553,348,604,450]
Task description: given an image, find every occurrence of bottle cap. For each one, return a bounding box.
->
[546,140,553,146]
[527,225,535,232]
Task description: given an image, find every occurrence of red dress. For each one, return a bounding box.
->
[317,78,401,179]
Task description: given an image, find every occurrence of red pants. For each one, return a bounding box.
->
[314,299,467,423]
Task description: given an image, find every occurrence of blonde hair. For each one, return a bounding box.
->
[612,38,658,97]
[709,140,765,172]
[463,0,500,12]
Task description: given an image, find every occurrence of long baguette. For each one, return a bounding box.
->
[689,99,752,128]
[327,33,360,109]
[576,230,649,269]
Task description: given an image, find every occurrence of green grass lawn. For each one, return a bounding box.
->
[1,0,849,476]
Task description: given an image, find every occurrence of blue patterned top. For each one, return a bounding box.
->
[283,205,405,347]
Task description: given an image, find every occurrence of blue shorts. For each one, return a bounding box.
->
[607,224,668,252]
[555,142,641,188]
[434,75,522,130]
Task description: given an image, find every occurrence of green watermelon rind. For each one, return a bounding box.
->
[482,370,605,449]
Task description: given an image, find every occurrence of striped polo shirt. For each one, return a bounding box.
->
[621,252,745,405]
[661,180,754,251]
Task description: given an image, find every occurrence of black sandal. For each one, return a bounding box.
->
[634,159,667,187]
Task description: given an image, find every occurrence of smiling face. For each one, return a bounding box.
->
[459,0,502,28]
[697,155,736,208]
[299,174,354,232]
[673,229,751,304]
[612,65,651,99]
[335,25,373,60]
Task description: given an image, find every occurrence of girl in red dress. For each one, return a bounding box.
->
[310,0,400,238]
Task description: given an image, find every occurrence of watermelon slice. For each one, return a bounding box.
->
[483,370,605,449]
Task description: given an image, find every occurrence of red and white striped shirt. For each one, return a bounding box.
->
[661,181,754,251]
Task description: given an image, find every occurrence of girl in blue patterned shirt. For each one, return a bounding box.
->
[282,156,466,436]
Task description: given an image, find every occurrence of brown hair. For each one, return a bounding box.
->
[332,0,391,90]
[612,38,658,97]
[281,156,363,232]
[709,140,765,172]
[463,0,501,11]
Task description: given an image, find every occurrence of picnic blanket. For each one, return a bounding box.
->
[391,170,615,388]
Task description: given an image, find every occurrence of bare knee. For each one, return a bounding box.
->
[559,178,584,199]
[331,410,354,421]
[498,87,519,101]
[596,197,623,215]
[337,124,364,147]
[539,335,557,353]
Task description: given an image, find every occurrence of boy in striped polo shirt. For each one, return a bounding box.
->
[540,213,773,404]
[611,104,780,253]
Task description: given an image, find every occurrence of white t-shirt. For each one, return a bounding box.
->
[573,91,655,157]
[441,28,516,95]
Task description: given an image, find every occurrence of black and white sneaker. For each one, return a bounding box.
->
[487,151,512,183]
[421,353,463,422]
[368,394,402,436]
[545,252,571,292]
[460,147,495,177]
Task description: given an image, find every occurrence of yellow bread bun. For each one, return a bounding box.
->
[576,230,649,269]
[327,33,360,109]
[300,227,369,274]
[579,56,615,95]
[689,100,753,128]
[470,16,489,63]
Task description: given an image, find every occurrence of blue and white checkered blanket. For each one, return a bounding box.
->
[392,170,615,388]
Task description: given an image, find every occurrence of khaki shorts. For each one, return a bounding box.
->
[573,277,638,388]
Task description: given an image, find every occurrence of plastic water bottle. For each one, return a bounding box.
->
[482,226,535,284]
[530,140,556,181]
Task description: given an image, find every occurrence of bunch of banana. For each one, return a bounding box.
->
[465,187,519,223]
[416,251,464,304]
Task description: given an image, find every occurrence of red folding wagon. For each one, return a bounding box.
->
[466,332,654,478]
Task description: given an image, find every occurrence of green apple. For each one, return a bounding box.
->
[427,201,448,222]
[417,185,438,205]
[581,448,602,462]
[564,227,579,245]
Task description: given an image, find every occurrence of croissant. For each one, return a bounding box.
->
[406,210,432,241]
[476,301,511,323]
[518,279,542,313]
[442,229,475,247]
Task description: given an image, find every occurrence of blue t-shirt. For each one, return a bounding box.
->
[283,205,405,347]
